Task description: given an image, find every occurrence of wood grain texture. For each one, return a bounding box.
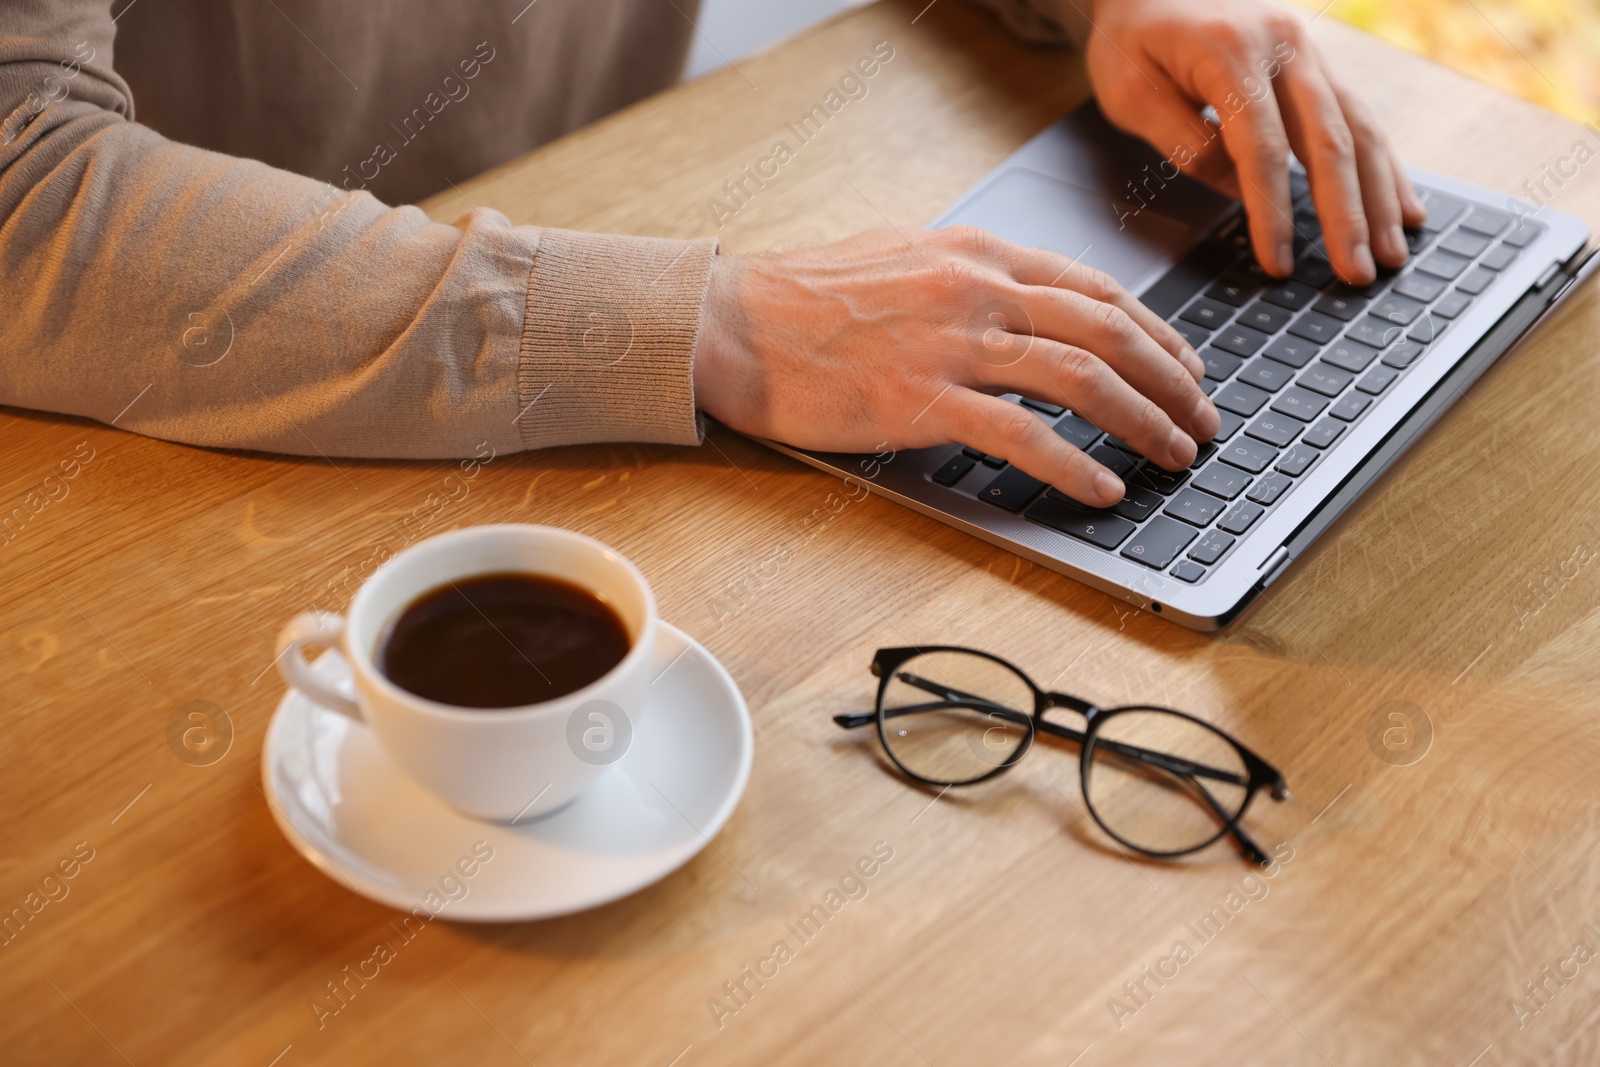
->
[5,1,1600,1064]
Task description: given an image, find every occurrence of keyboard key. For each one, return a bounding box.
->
[1180,297,1235,330]
[1381,340,1426,369]
[1502,221,1542,248]
[1288,311,1344,345]
[1189,441,1218,469]
[1020,397,1065,417]
[1418,190,1467,232]
[1313,293,1366,322]
[1263,335,1321,368]
[1416,249,1472,281]
[1292,253,1336,289]
[1088,442,1137,477]
[1321,339,1380,373]
[1121,516,1198,569]
[1329,392,1372,422]
[1346,317,1403,349]
[962,447,984,459]
[1112,487,1164,522]
[1408,315,1447,343]
[1393,272,1448,303]
[1457,267,1496,295]
[1369,294,1427,326]
[1172,319,1211,348]
[1102,435,1138,455]
[1438,229,1491,258]
[1460,206,1511,237]
[1271,386,1329,422]
[1292,208,1321,243]
[980,453,1008,468]
[1125,464,1188,495]
[1246,415,1301,448]
[1219,435,1278,474]
[1276,444,1319,476]
[1481,244,1518,271]
[1246,471,1293,506]
[1261,280,1319,311]
[932,453,976,486]
[1212,324,1271,358]
[1026,496,1136,549]
[1214,409,1245,441]
[1052,414,1101,450]
[1164,488,1226,526]
[1188,528,1236,565]
[1200,378,1217,396]
[1200,347,1244,381]
[979,467,1047,512]
[1357,366,1400,394]
[1434,291,1473,319]
[1239,300,1293,334]
[1205,276,1257,307]
[1299,363,1354,397]
[1217,501,1265,535]
[1170,559,1207,583]
[1213,381,1270,417]
[1300,419,1344,449]
[1191,462,1252,500]
[1404,228,1434,255]
[1289,170,1310,201]
[1238,358,1295,392]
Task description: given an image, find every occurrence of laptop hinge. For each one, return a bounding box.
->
[1258,546,1293,589]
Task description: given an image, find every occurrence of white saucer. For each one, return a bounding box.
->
[261,622,753,922]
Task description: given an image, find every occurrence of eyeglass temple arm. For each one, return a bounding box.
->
[1183,772,1273,868]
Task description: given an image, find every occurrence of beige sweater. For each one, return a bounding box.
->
[0,0,1075,458]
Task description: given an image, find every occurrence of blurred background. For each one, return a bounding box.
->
[690,0,1600,122]
[1302,0,1600,121]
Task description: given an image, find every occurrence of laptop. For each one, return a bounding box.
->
[757,102,1597,631]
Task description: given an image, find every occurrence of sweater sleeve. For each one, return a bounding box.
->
[0,0,714,459]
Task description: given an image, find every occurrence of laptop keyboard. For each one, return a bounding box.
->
[929,175,1545,582]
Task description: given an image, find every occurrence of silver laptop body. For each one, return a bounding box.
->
[758,104,1595,630]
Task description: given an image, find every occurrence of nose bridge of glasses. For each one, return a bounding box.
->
[1043,692,1097,717]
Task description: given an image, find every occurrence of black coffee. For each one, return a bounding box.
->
[379,572,630,709]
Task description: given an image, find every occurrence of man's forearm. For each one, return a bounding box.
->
[0,0,715,459]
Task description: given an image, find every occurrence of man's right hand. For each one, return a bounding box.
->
[691,226,1219,508]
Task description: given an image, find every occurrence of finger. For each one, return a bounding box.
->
[1003,245,1206,382]
[1390,149,1428,229]
[937,387,1126,507]
[1096,64,1243,205]
[1193,66,1297,278]
[972,329,1197,471]
[1017,285,1218,442]
[1274,57,1377,282]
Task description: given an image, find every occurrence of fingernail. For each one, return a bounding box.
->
[1277,240,1295,275]
[1353,242,1376,279]
[1182,347,1205,381]
[1095,471,1124,504]
[1167,426,1197,468]
[1389,225,1407,261]
[1190,395,1220,439]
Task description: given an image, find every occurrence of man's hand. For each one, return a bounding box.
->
[692,226,1219,508]
[1083,0,1428,284]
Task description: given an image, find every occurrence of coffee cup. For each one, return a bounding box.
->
[275,524,657,822]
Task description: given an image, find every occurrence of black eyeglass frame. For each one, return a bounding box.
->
[833,646,1290,867]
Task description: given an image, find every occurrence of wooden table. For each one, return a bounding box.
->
[6,2,1600,1063]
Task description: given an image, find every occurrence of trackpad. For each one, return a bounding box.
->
[938,167,1193,296]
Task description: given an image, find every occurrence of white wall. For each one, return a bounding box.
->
[684,0,873,81]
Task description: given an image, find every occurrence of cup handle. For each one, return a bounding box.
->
[276,612,363,722]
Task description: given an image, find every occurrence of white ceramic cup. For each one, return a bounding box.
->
[275,524,657,822]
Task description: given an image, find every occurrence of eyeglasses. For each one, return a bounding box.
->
[834,646,1289,867]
